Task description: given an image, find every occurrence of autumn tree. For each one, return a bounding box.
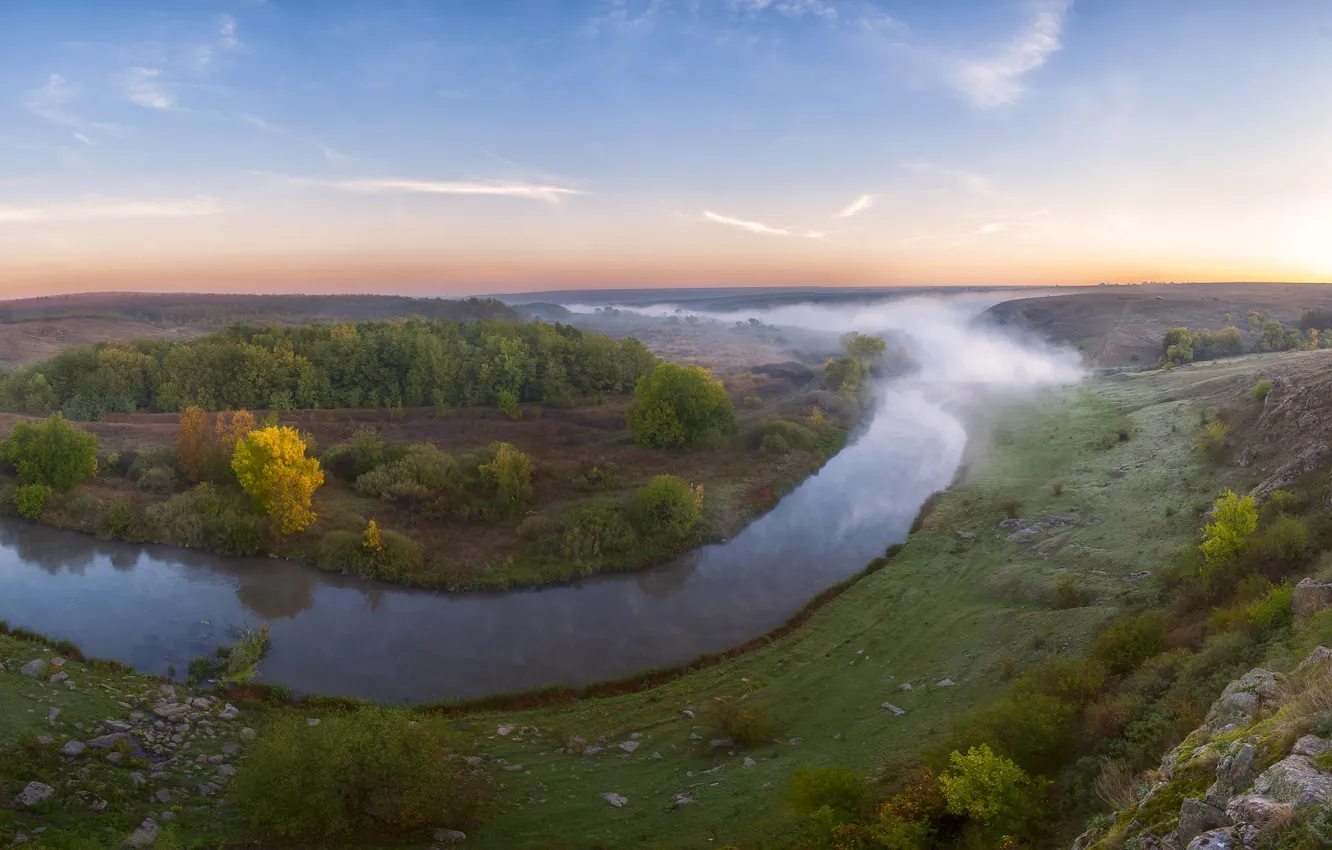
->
[232,426,324,534]
[626,363,737,450]
[217,409,256,453]
[176,406,214,482]
[3,413,98,491]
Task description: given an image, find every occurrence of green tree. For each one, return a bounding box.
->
[821,357,864,394]
[479,441,533,517]
[626,363,737,449]
[1200,488,1258,569]
[939,745,1044,840]
[627,475,703,538]
[2,413,98,491]
[842,332,888,363]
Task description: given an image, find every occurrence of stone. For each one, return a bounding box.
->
[49,671,69,684]
[1225,794,1292,826]
[89,732,131,749]
[1204,668,1285,729]
[710,738,735,749]
[936,678,956,687]
[496,725,515,736]
[103,720,133,733]
[618,741,639,753]
[881,702,906,716]
[153,702,188,720]
[899,683,913,692]
[955,531,976,540]
[48,707,61,726]
[16,781,55,807]
[743,757,757,767]
[20,658,48,678]
[239,727,257,741]
[73,790,108,812]
[1187,829,1241,850]
[61,740,87,757]
[1169,799,1229,848]
[502,765,524,772]
[155,789,173,804]
[1296,646,1332,675]
[218,704,239,721]
[107,752,124,766]
[1253,754,1332,806]
[672,793,696,806]
[307,718,320,727]
[217,764,236,777]
[465,756,483,766]
[583,746,605,756]
[221,743,240,755]
[681,709,695,719]
[125,818,160,847]
[432,829,466,842]
[601,792,629,808]
[789,737,803,745]
[129,772,147,786]
[1294,735,1332,757]
[1293,579,1332,618]
[1205,743,1260,807]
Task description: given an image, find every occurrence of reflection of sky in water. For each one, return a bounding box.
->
[0,297,1080,703]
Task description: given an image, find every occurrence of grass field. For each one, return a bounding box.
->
[1,360,1267,848]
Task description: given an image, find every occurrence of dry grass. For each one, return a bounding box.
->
[1093,759,1143,810]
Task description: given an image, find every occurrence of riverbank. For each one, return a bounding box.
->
[0,376,856,593]
[2,365,1248,848]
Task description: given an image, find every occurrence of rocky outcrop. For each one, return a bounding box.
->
[1293,578,1332,618]
[1250,444,1332,500]
[1203,668,1285,731]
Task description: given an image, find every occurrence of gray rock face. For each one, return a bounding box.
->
[1293,735,1332,757]
[1253,754,1332,806]
[125,818,159,847]
[1296,646,1332,675]
[1187,828,1242,850]
[1205,743,1260,807]
[1204,668,1285,729]
[88,732,130,749]
[1293,578,1332,618]
[16,781,55,807]
[1251,444,1332,501]
[881,702,906,716]
[1225,794,1291,825]
[618,741,639,753]
[1168,799,1230,847]
[601,792,628,808]
[218,703,240,721]
[19,658,48,678]
[61,740,87,758]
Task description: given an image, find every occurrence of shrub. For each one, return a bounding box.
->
[1052,574,1091,609]
[1091,611,1168,674]
[218,625,270,684]
[1050,478,1065,496]
[627,362,738,450]
[743,395,763,408]
[516,514,559,541]
[231,708,487,840]
[788,765,866,818]
[317,525,425,580]
[1196,421,1229,462]
[821,357,863,394]
[2,413,98,490]
[146,484,222,548]
[104,499,134,539]
[1248,515,1311,576]
[479,441,533,517]
[1251,379,1273,401]
[747,419,816,453]
[13,483,52,519]
[1000,498,1022,519]
[356,443,464,504]
[559,499,637,560]
[708,699,774,748]
[322,428,388,482]
[1199,489,1258,579]
[1245,582,1294,633]
[627,475,703,539]
[137,465,175,495]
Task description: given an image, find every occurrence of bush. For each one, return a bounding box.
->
[1247,514,1311,576]
[743,395,763,408]
[1251,379,1273,401]
[1050,478,1065,496]
[559,499,637,560]
[104,499,134,539]
[1199,489,1258,580]
[1196,421,1229,462]
[1000,498,1022,519]
[231,708,487,840]
[322,428,389,482]
[1052,574,1091,609]
[13,483,52,519]
[1091,611,1168,674]
[821,356,863,394]
[788,764,866,818]
[137,465,176,495]
[146,484,222,548]
[627,475,702,539]
[627,362,738,450]
[317,525,425,581]
[708,699,774,748]
[478,441,533,518]
[516,514,559,541]
[2,413,98,490]
[1245,582,1294,633]
[746,419,816,454]
[356,443,463,504]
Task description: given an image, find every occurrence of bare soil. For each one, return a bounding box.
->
[0,318,200,367]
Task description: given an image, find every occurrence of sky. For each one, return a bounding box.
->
[1,0,1331,296]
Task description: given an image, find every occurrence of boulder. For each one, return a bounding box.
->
[1225,794,1292,825]
[1205,743,1259,807]
[1294,735,1332,758]
[125,818,159,847]
[601,792,628,808]
[61,740,87,758]
[1293,579,1332,618]
[1296,646,1332,675]
[432,829,466,842]
[16,781,55,807]
[1168,798,1230,847]
[1253,754,1332,806]
[88,732,131,749]
[218,703,240,721]
[881,702,906,716]
[1187,828,1242,850]
[618,741,639,753]
[19,658,48,678]
[1204,668,1285,729]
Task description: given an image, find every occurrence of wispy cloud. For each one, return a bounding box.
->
[944,0,1071,108]
[121,67,173,109]
[317,143,355,164]
[195,14,242,71]
[0,196,222,223]
[276,175,585,203]
[72,132,93,146]
[23,73,121,142]
[738,0,839,19]
[702,211,825,239]
[837,194,875,218]
[238,113,286,135]
[901,161,999,198]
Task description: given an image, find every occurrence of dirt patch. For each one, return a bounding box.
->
[0,319,201,367]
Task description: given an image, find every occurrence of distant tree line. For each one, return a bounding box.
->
[0,318,658,419]
[1159,310,1332,367]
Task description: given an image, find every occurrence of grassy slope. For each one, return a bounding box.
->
[1,364,1255,848]
[442,375,1237,849]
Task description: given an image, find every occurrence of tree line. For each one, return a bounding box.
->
[0,318,659,419]
[1159,309,1332,367]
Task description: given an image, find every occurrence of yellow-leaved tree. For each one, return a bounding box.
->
[231,426,324,534]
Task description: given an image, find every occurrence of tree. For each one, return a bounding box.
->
[176,406,214,482]
[3,413,98,491]
[822,357,864,394]
[626,363,737,450]
[217,409,256,453]
[232,426,324,534]
[627,475,703,538]
[478,441,533,517]
[939,745,1043,840]
[1200,488,1257,569]
[842,332,888,363]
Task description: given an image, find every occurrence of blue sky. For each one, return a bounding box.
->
[1,0,1330,294]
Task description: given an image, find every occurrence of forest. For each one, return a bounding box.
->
[0,318,659,420]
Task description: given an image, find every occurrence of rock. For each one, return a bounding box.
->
[1206,743,1260,807]
[1294,735,1332,757]
[239,727,257,741]
[48,707,61,726]
[61,740,87,757]
[1187,828,1242,850]
[618,741,639,753]
[20,658,48,678]
[496,725,515,736]
[221,742,240,755]
[1204,668,1285,729]
[1298,646,1332,675]
[881,702,906,716]
[710,739,735,748]
[1225,794,1292,825]
[16,781,55,807]
[601,792,629,808]
[1169,799,1230,848]
[73,790,108,811]
[1253,754,1332,806]
[125,818,159,847]
[107,752,124,766]
[671,793,696,806]
[152,701,188,720]
[89,732,131,749]
[789,737,803,745]
[129,772,146,786]
[743,757,757,767]
[681,709,695,719]
[49,671,69,683]
[583,746,605,756]
[899,683,913,692]
[432,829,466,842]
[1293,579,1332,618]
[936,678,956,687]
[687,733,701,741]
[155,789,173,804]
[1251,444,1332,501]
[217,764,236,777]
[103,720,133,733]
[502,765,524,772]
[465,755,483,766]
[307,718,320,727]
[218,704,239,721]
[955,531,976,540]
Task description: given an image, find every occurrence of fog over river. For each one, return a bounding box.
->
[0,295,1081,703]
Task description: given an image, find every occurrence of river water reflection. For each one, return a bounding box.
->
[0,383,965,703]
